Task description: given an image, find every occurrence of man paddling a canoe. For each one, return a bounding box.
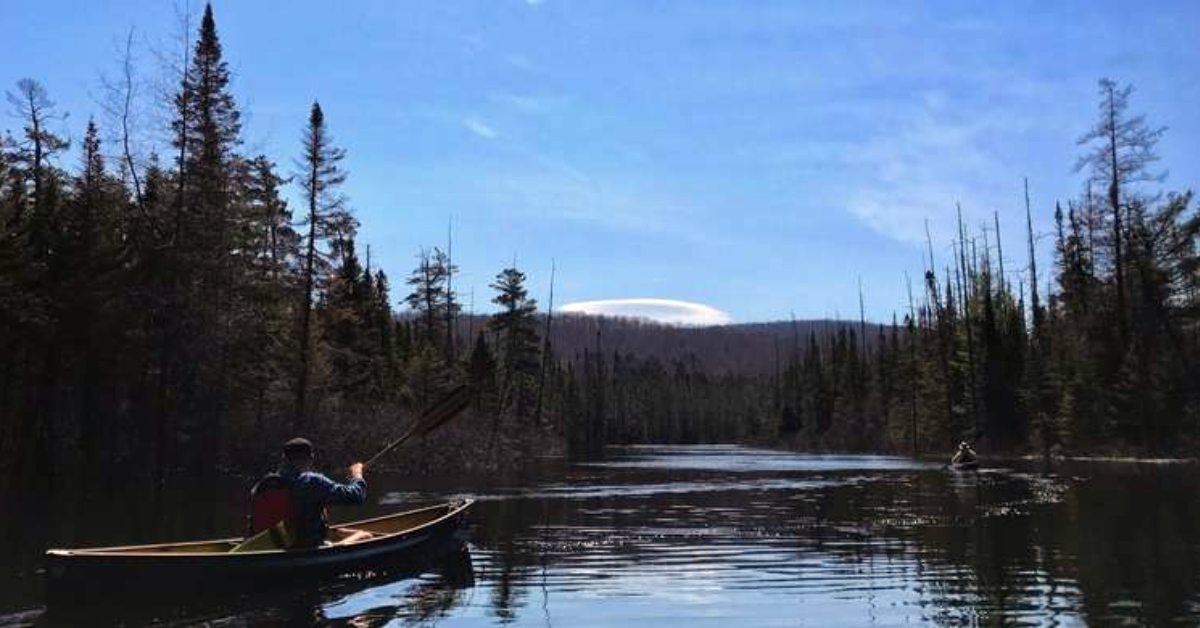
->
[252,437,375,547]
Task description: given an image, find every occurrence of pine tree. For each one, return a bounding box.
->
[371,269,399,398]
[489,266,540,418]
[172,3,240,240]
[295,100,354,429]
[6,79,69,222]
[1075,79,1166,336]
[64,119,125,463]
[404,247,457,360]
[152,2,249,469]
[2,79,70,474]
[241,155,296,279]
[468,331,498,412]
[321,237,372,399]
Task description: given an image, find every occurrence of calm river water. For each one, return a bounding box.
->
[3,445,1200,626]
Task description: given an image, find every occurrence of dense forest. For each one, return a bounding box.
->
[0,5,571,485]
[2,5,1198,491]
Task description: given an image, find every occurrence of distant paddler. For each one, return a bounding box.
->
[950,441,978,469]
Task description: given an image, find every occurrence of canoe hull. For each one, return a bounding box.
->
[45,499,473,602]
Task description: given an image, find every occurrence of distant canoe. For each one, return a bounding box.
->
[949,461,980,471]
[46,499,473,599]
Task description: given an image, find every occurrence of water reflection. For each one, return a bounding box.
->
[582,444,935,473]
[461,447,1200,626]
[4,446,1200,626]
[28,543,476,627]
[317,545,475,626]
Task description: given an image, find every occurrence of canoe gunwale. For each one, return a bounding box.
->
[45,498,473,558]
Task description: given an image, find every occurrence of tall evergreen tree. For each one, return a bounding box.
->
[404,247,457,359]
[6,79,69,221]
[168,2,247,465]
[295,100,354,429]
[1075,79,1166,336]
[489,266,540,418]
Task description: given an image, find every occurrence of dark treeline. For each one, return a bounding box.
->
[522,315,858,376]
[0,4,570,484]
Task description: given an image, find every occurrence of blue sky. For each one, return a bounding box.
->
[3,1,1198,323]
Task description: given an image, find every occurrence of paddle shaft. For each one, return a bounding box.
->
[365,423,422,467]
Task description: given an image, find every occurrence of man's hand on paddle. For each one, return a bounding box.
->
[349,462,364,480]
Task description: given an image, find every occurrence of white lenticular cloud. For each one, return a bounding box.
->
[560,298,733,326]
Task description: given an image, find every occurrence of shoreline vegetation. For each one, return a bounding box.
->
[2,5,1198,491]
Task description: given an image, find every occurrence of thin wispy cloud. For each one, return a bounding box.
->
[840,86,1063,249]
[463,117,498,139]
[487,92,566,115]
[561,298,733,326]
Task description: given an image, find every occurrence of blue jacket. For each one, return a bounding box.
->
[278,464,367,547]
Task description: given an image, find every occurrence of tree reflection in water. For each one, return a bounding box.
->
[5,447,1200,625]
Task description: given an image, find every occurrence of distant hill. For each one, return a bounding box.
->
[448,314,885,375]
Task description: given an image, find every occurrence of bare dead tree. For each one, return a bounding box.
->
[535,259,556,425]
[445,216,456,361]
[100,28,161,234]
[858,276,867,358]
[6,79,70,215]
[1076,79,1167,335]
[1025,178,1041,332]
[993,211,1006,298]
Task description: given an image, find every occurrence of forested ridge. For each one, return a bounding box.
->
[2,6,1199,490]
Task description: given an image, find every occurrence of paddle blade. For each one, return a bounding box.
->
[365,385,474,467]
[414,384,473,437]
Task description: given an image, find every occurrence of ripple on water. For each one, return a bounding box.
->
[380,475,878,505]
[585,445,939,473]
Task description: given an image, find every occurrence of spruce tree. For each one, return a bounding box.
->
[1075,79,1166,336]
[469,331,498,411]
[404,247,457,360]
[489,266,540,418]
[295,100,354,428]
